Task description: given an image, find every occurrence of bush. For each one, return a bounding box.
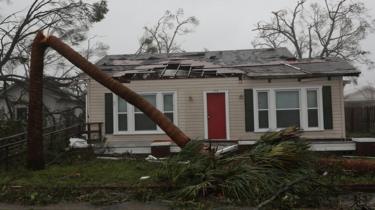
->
[0,120,25,138]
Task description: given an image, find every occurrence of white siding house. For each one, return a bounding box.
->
[0,80,82,126]
[84,48,359,152]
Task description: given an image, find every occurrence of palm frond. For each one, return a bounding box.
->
[154,127,321,208]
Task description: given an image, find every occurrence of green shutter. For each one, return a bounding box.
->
[244,89,254,132]
[105,93,113,134]
[322,86,333,129]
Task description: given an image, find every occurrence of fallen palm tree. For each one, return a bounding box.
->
[154,127,327,209]
[27,32,190,170]
[319,158,375,174]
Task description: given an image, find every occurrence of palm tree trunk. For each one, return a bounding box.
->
[27,32,190,169]
[27,32,47,170]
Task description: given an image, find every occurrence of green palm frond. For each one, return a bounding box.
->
[154,127,320,207]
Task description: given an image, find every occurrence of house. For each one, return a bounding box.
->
[344,85,375,134]
[0,79,83,127]
[345,85,375,107]
[84,48,360,154]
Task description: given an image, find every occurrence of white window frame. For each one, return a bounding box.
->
[303,88,324,131]
[113,91,177,135]
[116,96,128,132]
[254,90,271,132]
[253,87,324,132]
[275,89,302,129]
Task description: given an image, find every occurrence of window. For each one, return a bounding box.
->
[117,97,128,131]
[134,94,157,131]
[163,93,174,121]
[307,90,319,128]
[114,92,176,134]
[0,107,5,120]
[16,107,28,121]
[276,90,300,128]
[253,87,322,131]
[257,91,269,129]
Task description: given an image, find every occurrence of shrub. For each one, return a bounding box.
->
[0,120,25,138]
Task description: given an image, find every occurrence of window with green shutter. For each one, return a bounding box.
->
[104,93,113,134]
[244,89,254,132]
[322,86,333,129]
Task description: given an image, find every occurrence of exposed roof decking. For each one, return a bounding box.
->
[239,58,360,79]
[96,48,295,66]
[89,48,360,80]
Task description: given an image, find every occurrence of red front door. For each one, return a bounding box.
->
[207,92,227,139]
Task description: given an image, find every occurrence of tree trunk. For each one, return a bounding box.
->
[27,32,47,170]
[27,32,190,170]
[45,34,190,146]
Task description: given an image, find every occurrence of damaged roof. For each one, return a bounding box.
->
[92,48,360,80]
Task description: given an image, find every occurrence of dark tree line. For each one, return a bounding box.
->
[253,0,374,67]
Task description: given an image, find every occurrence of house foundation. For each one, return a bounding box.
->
[352,138,375,156]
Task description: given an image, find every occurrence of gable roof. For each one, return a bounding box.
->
[0,79,78,103]
[91,48,359,80]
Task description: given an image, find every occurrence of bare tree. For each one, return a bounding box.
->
[252,0,374,66]
[136,8,199,55]
[0,0,108,119]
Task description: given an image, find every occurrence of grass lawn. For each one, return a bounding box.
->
[0,159,158,188]
[1,150,375,207]
[0,157,161,205]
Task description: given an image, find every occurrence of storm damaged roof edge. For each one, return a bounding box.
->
[96,47,293,59]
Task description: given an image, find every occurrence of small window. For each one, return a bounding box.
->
[117,97,128,131]
[0,108,4,120]
[16,107,28,121]
[257,91,269,128]
[163,93,174,122]
[307,90,319,127]
[134,94,157,131]
[276,90,300,128]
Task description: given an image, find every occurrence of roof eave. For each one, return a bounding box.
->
[246,71,360,80]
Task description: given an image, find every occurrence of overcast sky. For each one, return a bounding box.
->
[3,0,375,92]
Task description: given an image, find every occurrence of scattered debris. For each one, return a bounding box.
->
[97,156,122,160]
[145,155,158,161]
[69,138,89,148]
[215,144,238,157]
[139,176,151,180]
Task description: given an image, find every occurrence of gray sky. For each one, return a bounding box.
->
[3,0,375,91]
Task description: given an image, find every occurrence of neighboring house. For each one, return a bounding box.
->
[345,86,375,107]
[84,48,359,153]
[0,79,83,126]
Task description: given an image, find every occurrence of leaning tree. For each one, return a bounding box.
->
[28,32,190,170]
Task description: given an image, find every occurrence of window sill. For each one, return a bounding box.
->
[253,128,273,133]
[254,127,324,133]
[302,128,324,132]
[113,131,165,135]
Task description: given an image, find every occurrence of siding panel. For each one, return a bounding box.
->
[87,77,346,146]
